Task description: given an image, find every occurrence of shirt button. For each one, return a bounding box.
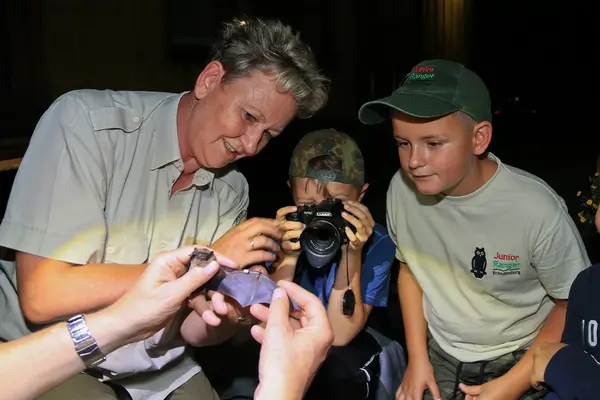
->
[132,116,140,123]
[106,247,114,254]
[160,241,167,249]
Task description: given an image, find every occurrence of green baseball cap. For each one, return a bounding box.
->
[289,129,365,187]
[358,59,492,124]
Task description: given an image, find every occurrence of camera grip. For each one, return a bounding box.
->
[285,211,302,243]
[343,211,358,234]
[285,211,302,222]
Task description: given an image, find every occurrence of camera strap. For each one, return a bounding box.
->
[342,245,356,316]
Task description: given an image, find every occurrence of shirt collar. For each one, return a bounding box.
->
[151,92,216,189]
[192,168,215,188]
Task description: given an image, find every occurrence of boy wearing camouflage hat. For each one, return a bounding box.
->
[271,128,398,399]
[358,59,590,399]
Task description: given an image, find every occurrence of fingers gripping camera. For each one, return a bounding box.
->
[285,199,357,268]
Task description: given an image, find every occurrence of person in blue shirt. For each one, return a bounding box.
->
[530,192,600,400]
[271,129,396,399]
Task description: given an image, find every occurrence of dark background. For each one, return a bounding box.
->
[0,0,596,250]
[0,0,596,391]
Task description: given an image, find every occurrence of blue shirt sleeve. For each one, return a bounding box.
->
[360,224,395,307]
[561,266,587,345]
[544,345,600,400]
[542,264,600,400]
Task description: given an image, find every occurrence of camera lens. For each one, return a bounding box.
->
[301,219,341,268]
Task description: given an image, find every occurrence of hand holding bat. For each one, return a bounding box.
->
[250,281,335,400]
[116,245,237,344]
[185,248,299,330]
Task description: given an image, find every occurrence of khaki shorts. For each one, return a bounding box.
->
[424,338,547,400]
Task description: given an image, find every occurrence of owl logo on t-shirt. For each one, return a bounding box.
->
[470,247,487,279]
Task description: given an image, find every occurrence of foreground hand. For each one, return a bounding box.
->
[342,200,375,252]
[531,342,568,388]
[460,375,516,400]
[250,280,335,399]
[109,246,235,343]
[211,217,283,268]
[396,360,441,400]
[275,206,305,256]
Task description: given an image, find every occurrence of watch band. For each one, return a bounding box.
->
[67,314,106,368]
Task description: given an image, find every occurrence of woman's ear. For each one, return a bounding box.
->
[193,61,225,100]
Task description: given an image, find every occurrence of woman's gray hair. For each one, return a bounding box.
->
[210,17,330,119]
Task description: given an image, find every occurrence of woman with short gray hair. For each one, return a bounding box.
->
[211,17,329,119]
[0,16,329,400]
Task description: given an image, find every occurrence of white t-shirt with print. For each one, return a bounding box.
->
[386,153,589,362]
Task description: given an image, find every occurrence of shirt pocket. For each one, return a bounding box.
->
[90,106,143,133]
[103,229,150,264]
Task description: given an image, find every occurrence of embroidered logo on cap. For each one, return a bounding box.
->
[407,66,436,81]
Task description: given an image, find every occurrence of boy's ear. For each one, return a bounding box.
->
[472,121,493,156]
[357,183,369,202]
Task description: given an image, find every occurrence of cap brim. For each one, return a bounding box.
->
[358,92,460,125]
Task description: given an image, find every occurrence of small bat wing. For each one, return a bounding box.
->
[208,270,300,310]
[187,248,299,310]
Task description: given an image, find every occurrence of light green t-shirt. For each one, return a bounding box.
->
[386,153,589,362]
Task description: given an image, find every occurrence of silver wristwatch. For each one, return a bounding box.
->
[67,314,106,368]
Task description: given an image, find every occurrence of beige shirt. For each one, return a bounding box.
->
[386,153,589,362]
[0,89,249,399]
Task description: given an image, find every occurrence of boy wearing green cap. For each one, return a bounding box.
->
[271,128,401,399]
[358,60,590,399]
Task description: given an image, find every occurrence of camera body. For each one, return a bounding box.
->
[286,199,355,268]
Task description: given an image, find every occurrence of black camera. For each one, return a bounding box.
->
[286,199,355,268]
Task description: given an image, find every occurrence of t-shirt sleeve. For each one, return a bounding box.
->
[0,93,108,265]
[532,208,590,299]
[361,232,395,307]
[386,172,406,263]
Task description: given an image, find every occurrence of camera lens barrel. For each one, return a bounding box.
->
[286,199,348,268]
[301,219,341,268]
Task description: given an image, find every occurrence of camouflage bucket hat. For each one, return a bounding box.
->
[289,129,365,187]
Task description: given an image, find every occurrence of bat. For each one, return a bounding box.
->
[186,247,233,297]
[188,247,300,310]
[160,247,299,346]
